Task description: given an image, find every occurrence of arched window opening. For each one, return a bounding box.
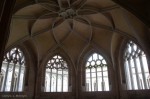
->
[44,55,69,92]
[0,47,25,92]
[124,41,150,90]
[85,53,109,91]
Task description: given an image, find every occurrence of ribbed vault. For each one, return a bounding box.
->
[6,0,150,69]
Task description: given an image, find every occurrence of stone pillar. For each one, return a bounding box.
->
[0,0,16,70]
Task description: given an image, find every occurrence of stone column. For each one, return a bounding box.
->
[0,0,16,70]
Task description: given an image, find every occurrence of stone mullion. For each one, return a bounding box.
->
[95,66,98,91]
[2,62,10,91]
[101,66,104,91]
[124,60,131,89]
[128,59,134,89]
[131,43,141,89]
[90,68,92,91]
[61,69,63,92]
[50,68,52,92]
[16,64,22,91]
[133,56,141,89]
[131,44,140,89]
[56,67,58,92]
[10,63,17,91]
[139,55,148,89]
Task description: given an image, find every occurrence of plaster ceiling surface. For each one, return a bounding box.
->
[7,0,149,62]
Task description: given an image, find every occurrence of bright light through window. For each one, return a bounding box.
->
[44,55,69,92]
[124,41,150,90]
[85,53,109,91]
[0,48,25,92]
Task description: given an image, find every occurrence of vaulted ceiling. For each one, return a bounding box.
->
[113,0,150,27]
[6,0,150,64]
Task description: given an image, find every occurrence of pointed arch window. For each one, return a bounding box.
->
[44,55,69,92]
[0,47,26,92]
[85,53,110,91]
[124,41,150,90]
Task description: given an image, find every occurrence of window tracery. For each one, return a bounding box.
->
[85,53,109,91]
[124,41,150,90]
[0,47,25,92]
[44,55,69,92]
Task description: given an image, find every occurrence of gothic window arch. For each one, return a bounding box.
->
[85,52,110,91]
[0,47,26,92]
[124,41,150,90]
[44,54,69,92]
